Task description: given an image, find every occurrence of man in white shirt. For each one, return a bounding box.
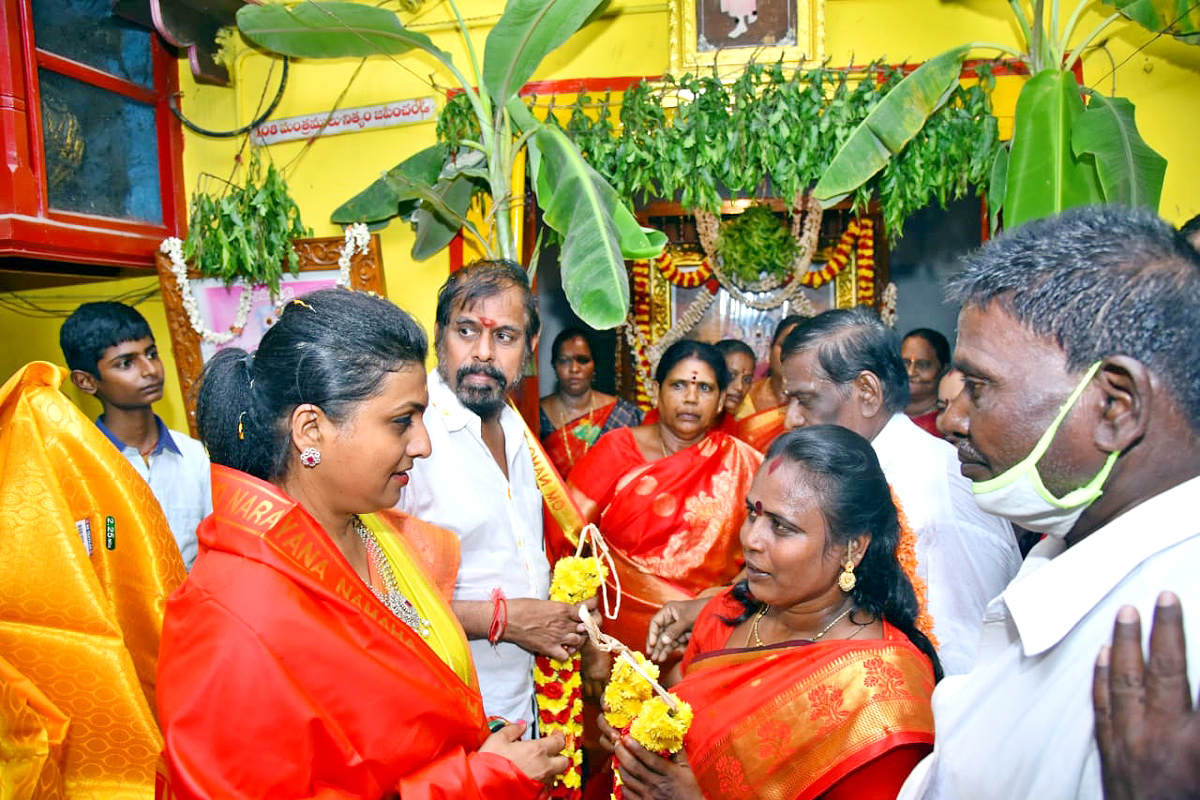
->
[399,261,587,728]
[898,205,1200,798]
[778,307,1021,676]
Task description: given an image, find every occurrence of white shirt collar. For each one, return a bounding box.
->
[868,412,913,464]
[426,368,528,468]
[1004,474,1200,657]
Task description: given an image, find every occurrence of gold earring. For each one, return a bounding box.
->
[838,550,857,593]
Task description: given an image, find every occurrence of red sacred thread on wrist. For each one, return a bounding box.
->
[488,587,508,646]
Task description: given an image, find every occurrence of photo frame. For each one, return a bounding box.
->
[155,235,385,436]
[669,0,825,75]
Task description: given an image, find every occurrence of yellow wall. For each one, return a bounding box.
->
[3,0,1198,432]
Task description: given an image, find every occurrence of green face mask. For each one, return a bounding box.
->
[971,361,1120,538]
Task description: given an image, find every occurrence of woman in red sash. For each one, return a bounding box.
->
[540,328,643,478]
[608,426,941,799]
[156,290,564,799]
[567,340,762,662]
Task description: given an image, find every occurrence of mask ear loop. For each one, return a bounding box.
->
[576,523,621,621]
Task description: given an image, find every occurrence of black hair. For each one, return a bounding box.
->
[434,259,540,348]
[902,328,951,371]
[772,314,809,347]
[551,326,593,363]
[715,338,756,363]
[60,301,154,375]
[196,289,428,482]
[728,425,943,681]
[1180,213,1200,243]
[780,308,911,414]
[654,339,730,391]
[947,205,1200,432]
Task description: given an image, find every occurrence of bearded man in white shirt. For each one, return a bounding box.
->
[777,307,1021,676]
[399,260,588,730]
[898,205,1200,799]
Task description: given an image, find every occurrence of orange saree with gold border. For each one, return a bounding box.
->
[156,466,540,799]
[731,398,787,454]
[566,429,761,650]
[676,592,936,800]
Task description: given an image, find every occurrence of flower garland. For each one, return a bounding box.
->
[337,223,371,287]
[535,526,615,799]
[890,489,938,647]
[586,621,692,800]
[854,218,877,307]
[647,251,713,288]
[880,282,898,328]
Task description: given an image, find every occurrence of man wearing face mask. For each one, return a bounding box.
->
[897,205,1200,800]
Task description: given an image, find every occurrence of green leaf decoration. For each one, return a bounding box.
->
[331,144,447,225]
[236,2,446,60]
[532,125,634,329]
[1004,69,1105,228]
[483,0,608,104]
[1072,92,1166,210]
[987,144,1008,236]
[1099,0,1200,44]
[813,45,970,207]
[412,173,474,261]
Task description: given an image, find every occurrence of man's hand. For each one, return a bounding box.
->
[479,721,569,783]
[506,597,596,661]
[613,734,703,800]
[581,639,612,705]
[646,597,707,662]
[1093,591,1200,800]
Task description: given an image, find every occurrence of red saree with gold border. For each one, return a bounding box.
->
[730,397,787,454]
[676,592,935,800]
[566,428,761,650]
[156,466,541,799]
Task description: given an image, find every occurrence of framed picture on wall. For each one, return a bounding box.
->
[155,235,385,435]
[669,0,825,75]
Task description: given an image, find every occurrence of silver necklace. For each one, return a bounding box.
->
[353,517,431,638]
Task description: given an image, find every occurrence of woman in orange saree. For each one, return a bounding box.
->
[156,291,565,799]
[608,426,941,800]
[566,340,762,656]
[540,328,643,478]
[730,314,807,452]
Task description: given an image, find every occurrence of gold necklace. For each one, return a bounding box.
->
[353,517,431,638]
[749,603,854,648]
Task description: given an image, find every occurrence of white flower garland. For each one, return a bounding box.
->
[337,223,370,287]
[161,224,370,345]
[880,282,899,328]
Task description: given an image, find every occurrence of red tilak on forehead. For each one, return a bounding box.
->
[479,316,496,328]
[767,456,784,475]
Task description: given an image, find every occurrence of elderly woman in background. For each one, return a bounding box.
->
[566,339,762,661]
[901,328,951,436]
[609,426,940,800]
[540,327,643,478]
[156,290,564,798]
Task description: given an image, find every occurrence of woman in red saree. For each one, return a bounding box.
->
[567,339,762,661]
[540,328,643,477]
[156,290,565,799]
[608,426,942,800]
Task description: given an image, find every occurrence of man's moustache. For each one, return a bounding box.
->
[456,363,508,390]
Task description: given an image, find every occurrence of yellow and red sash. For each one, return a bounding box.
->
[512,403,588,562]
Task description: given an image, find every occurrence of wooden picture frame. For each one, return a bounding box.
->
[155,235,385,436]
[669,0,825,75]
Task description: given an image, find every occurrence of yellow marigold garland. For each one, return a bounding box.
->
[536,555,608,798]
[890,488,938,647]
[855,218,877,307]
[802,217,860,289]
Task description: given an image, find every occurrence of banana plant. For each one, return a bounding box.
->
[815,0,1192,230]
[237,0,666,329]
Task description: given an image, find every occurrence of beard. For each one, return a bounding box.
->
[452,362,509,417]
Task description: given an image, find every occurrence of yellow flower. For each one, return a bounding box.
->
[549,556,608,603]
[629,696,693,755]
[603,652,660,729]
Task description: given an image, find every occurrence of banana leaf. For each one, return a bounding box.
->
[813,45,969,207]
[330,143,447,225]
[987,144,1008,236]
[237,2,446,60]
[412,173,475,260]
[483,0,609,102]
[531,125,636,328]
[1100,0,1200,44]
[1072,92,1166,209]
[1004,69,1105,228]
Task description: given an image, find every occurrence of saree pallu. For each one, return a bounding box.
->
[156,466,540,799]
[0,362,186,798]
[540,399,643,478]
[567,428,761,650]
[676,596,935,800]
[731,398,787,454]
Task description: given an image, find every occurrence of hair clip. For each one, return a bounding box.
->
[291,299,315,311]
[237,411,246,440]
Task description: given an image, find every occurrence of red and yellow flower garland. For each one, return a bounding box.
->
[891,489,938,647]
[854,217,877,306]
[535,556,607,798]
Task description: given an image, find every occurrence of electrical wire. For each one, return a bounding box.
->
[168,57,289,138]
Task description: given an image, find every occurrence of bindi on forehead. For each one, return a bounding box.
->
[754,500,763,514]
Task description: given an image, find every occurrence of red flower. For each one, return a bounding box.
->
[541,681,565,700]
